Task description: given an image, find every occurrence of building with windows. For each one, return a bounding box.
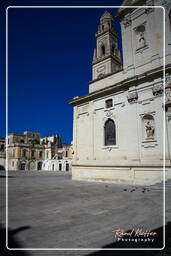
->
[69,0,171,185]
[5,131,73,171]
[0,138,5,170]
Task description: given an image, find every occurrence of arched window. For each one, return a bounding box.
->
[31,150,35,158]
[104,119,116,146]
[101,45,105,56]
[22,149,27,157]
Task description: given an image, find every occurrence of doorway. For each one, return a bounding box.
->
[20,163,26,170]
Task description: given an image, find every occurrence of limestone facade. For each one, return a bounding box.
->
[69,0,171,185]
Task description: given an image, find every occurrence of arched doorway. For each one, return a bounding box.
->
[59,163,62,171]
[66,163,69,171]
[37,162,42,171]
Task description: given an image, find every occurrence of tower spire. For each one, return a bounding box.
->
[92,11,122,80]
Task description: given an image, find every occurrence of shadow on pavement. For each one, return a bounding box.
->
[0,224,31,256]
[85,221,171,256]
[0,222,170,256]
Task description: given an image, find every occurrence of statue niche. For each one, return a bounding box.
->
[142,114,155,140]
[136,25,146,49]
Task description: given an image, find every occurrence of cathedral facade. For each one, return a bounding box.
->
[69,0,171,185]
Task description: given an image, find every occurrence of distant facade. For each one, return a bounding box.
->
[69,0,171,185]
[4,131,73,171]
[0,138,5,170]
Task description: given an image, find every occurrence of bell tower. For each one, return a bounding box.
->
[92,11,122,80]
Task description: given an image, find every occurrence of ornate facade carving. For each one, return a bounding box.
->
[127,91,138,103]
[123,16,132,28]
[105,110,113,118]
[152,84,163,96]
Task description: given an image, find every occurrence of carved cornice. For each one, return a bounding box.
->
[69,64,171,106]
[92,53,121,66]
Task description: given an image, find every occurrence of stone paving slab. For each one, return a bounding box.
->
[0,170,170,256]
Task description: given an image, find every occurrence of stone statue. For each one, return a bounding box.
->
[138,31,146,48]
[145,121,155,138]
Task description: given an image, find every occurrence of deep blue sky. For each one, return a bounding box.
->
[0,0,123,144]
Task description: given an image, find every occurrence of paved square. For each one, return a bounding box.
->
[0,171,171,256]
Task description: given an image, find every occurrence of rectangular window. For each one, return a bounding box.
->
[58,153,62,160]
[39,151,42,158]
[105,99,113,108]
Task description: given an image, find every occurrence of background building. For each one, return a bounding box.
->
[0,138,5,170]
[69,0,171,185]
[4,131,73,171]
